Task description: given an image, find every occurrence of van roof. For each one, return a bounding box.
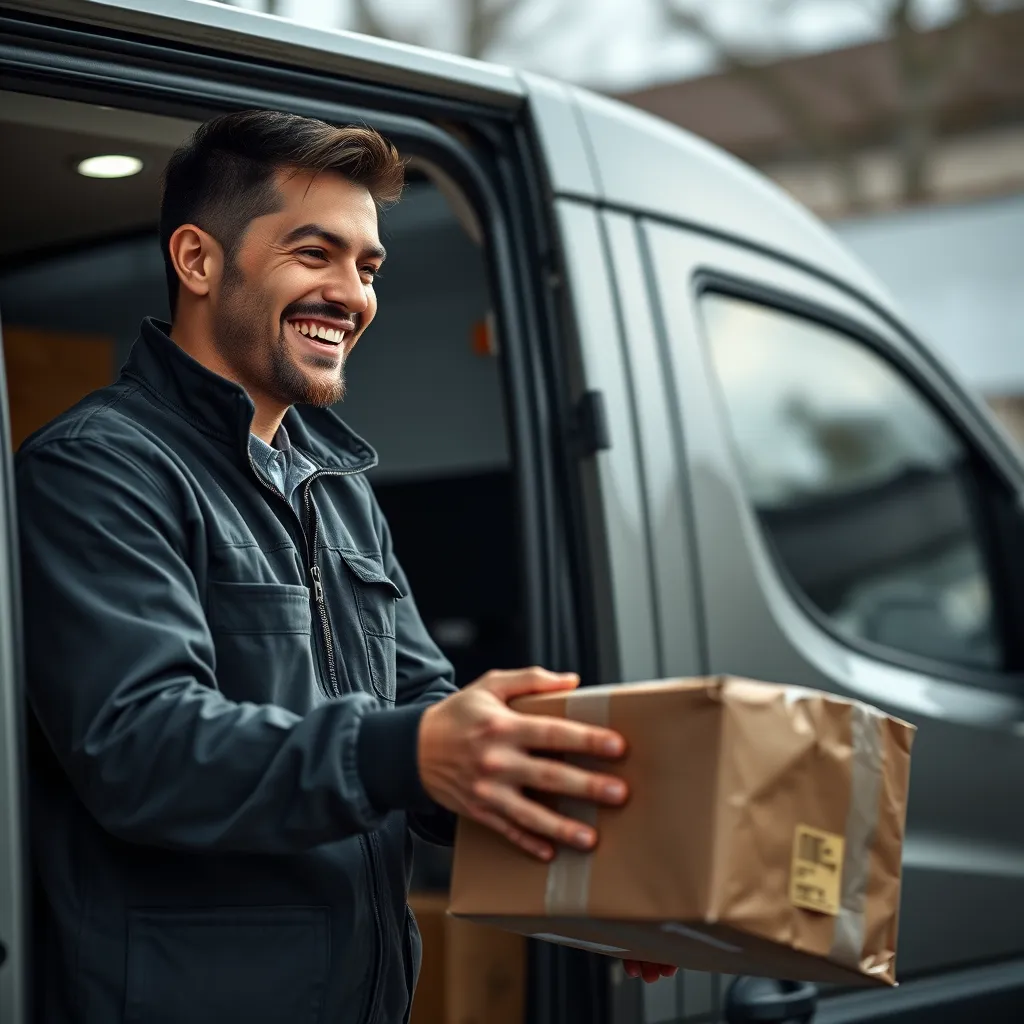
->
[8,0,525,107]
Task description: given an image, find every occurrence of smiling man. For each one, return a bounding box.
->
[16,110,673,1024]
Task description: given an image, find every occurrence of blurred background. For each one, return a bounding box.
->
[216,0,1024,449]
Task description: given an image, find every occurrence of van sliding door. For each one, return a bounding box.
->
[0,314,28,1024]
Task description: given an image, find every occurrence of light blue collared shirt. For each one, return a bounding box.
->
[248,424,318,516]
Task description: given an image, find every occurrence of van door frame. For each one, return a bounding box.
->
[0,314,27,1024]
[0,9,610,1023]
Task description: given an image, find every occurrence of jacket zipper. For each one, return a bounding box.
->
[363,834,386,1024]
[301,474,385,1024]
[303,484,340,697]
[249,455,385,1023]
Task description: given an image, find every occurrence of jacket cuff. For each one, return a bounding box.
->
[357,703,435,814]
[410,807,457,847]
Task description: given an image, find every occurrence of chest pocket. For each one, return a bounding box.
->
[207,580,316,709]
[337,550,404,704]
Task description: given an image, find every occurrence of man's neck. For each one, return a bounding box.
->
[249,409,286,445]
[169,316,286,445]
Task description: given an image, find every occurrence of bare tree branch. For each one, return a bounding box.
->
[464,0,522,60]
[661,1,867,208]
[350,0,400,41]
[660,0,1007,210]
[887,0,989,200]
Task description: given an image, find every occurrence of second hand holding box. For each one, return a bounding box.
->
[449,676,915,986]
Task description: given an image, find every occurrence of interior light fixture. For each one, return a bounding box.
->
[76,154,144,179]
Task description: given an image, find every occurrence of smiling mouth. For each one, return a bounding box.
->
[286,318,356,350]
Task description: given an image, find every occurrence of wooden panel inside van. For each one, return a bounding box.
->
[3,327,114,449]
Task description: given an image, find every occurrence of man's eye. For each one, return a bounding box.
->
[299,248,328,260]
[361,267,380,281]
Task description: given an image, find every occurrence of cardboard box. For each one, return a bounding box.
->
[449,677,915,987]
[408,892,525,1024]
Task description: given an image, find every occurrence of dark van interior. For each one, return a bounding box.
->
[0,89,527,891]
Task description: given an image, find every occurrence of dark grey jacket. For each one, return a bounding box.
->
[17,318,457,1024]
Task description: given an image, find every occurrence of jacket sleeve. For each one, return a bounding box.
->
[17,435,424,853]
[354,479,459,846]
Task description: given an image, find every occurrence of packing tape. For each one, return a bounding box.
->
[544,687,612,916]
[829,699,885,969]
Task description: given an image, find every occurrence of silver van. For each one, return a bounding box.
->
[0,1,1022,1022]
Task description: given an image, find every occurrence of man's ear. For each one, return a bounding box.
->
[168,224,223,299]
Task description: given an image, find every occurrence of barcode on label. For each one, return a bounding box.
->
[798,832,831,867]
[790,824,845,917]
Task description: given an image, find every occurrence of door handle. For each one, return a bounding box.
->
[724,976,819,1023]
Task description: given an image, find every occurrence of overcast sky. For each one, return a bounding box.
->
[224,0,1003,91]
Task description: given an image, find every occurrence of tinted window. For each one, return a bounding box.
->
[702,293,1001,671]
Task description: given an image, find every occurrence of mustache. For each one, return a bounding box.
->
[281,301,359,328]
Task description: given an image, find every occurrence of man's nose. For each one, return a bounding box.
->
[322,264,370,314]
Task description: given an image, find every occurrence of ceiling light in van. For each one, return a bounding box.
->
[76,155,143,179]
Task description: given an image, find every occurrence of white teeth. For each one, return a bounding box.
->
[292,322,343,343]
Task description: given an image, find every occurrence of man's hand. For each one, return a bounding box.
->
[417,668,628,861]
[623,960,678,984]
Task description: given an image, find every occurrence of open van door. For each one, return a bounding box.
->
[0,315,28,1024]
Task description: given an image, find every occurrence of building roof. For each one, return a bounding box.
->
[616,8,1024,163]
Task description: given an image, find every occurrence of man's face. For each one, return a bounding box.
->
[211,168,385,409]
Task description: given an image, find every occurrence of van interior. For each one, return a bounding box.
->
[0,90,527,893]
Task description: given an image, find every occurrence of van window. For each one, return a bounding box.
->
[700,293,1002,671]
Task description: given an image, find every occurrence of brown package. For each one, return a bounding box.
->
[449,676,915,987]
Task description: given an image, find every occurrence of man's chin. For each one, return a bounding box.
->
[295,367,345,408]
[267,352,345,408]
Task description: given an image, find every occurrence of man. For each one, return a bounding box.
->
[18,109,673,1024]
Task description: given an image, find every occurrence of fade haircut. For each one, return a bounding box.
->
[159,109,404,309]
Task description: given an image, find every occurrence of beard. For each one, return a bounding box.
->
[212,275,346,409]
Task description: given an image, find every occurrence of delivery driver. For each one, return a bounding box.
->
[17,110,674,1024]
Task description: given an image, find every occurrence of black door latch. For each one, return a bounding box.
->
[569,389,611,459]
[724,976,820,1023]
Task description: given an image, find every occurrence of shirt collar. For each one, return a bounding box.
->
[123,317,377,475]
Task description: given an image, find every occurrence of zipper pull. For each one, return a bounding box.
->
[311,564,325,603]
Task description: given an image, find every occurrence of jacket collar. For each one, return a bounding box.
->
[123,318,378,475]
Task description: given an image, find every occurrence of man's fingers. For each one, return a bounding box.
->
[623,960,678,983]
[640,963,662,984]
[469,804,554,861]
[473,779,598,851]
[505,752,628,806]
[481,667,580,701]
[511,714,626,759]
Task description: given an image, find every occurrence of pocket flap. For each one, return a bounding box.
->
[337,549,405,598]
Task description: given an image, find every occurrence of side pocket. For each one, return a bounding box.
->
[124,906,329,1024]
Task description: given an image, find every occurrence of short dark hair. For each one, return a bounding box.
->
[159,109,404,309]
